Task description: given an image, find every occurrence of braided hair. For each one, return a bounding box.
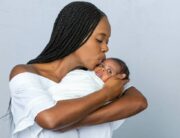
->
[28,1,106,64]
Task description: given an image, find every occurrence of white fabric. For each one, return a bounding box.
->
[9,72,78,138]
[9,70,125,138]
[48,69,104,100]
[49,69,125,138]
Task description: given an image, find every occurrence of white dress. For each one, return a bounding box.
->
[48,69,125,138]
[9,72,79,138]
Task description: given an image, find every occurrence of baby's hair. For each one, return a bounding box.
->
[28,2,106,64]
[108,57,130,79]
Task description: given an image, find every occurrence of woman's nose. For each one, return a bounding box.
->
[101,43,109,53]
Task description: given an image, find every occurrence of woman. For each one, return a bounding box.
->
[9,1,147,138]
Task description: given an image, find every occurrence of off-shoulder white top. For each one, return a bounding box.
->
[9,72,78,138]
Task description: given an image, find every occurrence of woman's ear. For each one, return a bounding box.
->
[116,73,126,79]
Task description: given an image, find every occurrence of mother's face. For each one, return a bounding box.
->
[74,17,111,70]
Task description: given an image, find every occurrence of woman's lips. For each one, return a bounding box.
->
[98,59,103,65]
[98,56,105,65]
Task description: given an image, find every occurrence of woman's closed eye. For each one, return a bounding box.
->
[96,39,103,43]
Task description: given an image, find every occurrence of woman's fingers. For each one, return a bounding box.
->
[103,75,129,100]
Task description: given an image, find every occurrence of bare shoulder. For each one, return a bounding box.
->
[9,64,33,81]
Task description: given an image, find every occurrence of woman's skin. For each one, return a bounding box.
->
[57,86,146,132]
[10,17,147,130]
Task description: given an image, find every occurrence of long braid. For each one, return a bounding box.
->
[28,2,106,64]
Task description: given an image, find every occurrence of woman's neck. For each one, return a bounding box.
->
[32,54,82,82]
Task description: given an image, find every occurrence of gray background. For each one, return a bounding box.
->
[0,0,180,138]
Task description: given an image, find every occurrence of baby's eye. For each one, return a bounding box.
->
[107,69,112,74]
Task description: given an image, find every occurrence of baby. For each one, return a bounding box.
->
[94,57,129,82]
[49,57,130,138]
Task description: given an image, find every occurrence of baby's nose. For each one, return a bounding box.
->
[101,68,105,72]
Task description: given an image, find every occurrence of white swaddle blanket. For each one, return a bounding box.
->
[49,69,103,100]
[49,69,125,138]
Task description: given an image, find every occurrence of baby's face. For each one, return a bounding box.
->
[94,59,121,82]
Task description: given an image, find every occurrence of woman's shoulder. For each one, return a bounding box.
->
[9,64,35,81]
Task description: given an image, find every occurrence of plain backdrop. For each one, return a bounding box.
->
[0,0,180,138]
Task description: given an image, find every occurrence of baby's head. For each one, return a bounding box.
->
[94,57,130,82]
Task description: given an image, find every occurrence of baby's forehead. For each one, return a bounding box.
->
[103,59,122,72]
[103,59,118,66]
[103,59,115,64]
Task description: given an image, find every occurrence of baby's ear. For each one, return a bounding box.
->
[116,73,126,79]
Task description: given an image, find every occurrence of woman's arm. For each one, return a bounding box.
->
[81,87,148,124]
[56,87,148,131]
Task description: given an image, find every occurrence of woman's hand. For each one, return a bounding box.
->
[103,74,129,101]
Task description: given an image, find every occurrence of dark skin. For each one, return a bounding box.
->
[55,87,147,132]
[10,17,148,131]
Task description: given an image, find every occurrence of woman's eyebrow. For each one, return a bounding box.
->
[98,33,107,37]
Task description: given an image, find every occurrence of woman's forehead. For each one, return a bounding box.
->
[93,17,111,38]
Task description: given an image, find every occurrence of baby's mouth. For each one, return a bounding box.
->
[95,70,102,78]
